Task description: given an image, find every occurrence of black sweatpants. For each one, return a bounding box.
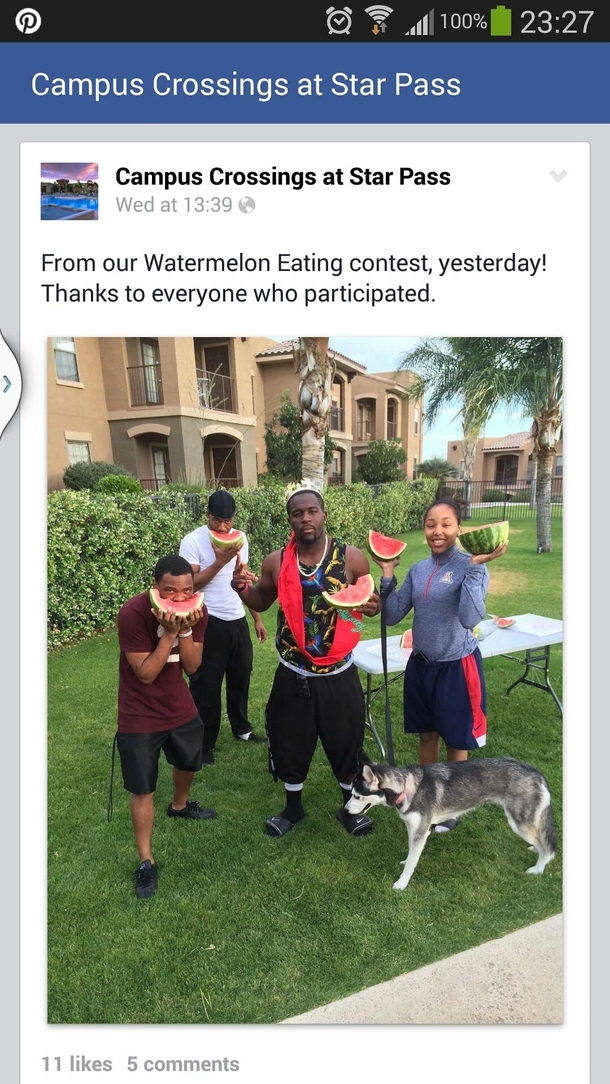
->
[189,615,253,751]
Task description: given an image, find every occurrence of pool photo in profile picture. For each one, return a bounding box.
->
[41,163,98,221]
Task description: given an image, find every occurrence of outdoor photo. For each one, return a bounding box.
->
[47,335,563,1025]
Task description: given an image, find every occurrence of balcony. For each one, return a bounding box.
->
[356,420,374,441]
[140,477,170,492]
[127,365,164,407]
[328,474,345,486]
[330,406,344,432]
[198,371,237,413]
[387,419,398,440]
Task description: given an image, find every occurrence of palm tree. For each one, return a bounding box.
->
[398,337,562,552]
[415,457,460,499]
[293,337,332,488]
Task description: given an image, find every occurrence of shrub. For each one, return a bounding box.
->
[48,490,194,647]
[356,439,407,484]
[481,488,514,502]
[95,474,142,494]
[63,461,135,491]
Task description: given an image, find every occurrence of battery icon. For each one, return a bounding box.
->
[490,5,512,36]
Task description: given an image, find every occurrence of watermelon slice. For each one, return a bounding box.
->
[368,530,407,561]
[209,528,244,550]
[400,629,413,650]
[321,574,375,610]
[495,617,516,628]
[149,588,204,618]
[458,520,509,556]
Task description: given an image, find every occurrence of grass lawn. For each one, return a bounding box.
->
[48,518,562,1024]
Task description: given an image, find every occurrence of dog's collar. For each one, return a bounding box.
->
[394,792,407,807]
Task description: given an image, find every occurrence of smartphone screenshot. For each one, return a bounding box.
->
[0,4,606,1082]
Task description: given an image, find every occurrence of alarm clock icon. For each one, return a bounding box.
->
[326,6,352,34]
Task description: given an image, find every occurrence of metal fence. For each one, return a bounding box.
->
[435,478,563,521]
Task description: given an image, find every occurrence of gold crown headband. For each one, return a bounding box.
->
[284,478,324,504]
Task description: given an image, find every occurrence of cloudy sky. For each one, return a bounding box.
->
[41,162,98,183]
[272,336,530,460]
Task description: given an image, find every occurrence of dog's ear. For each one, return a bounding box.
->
[357,747,373,767]
[362,765,376,785]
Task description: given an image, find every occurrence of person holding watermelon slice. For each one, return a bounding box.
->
[179,490,267,763]
[372,498,508,832]
[115,555,215,899]
[230,481,381,838]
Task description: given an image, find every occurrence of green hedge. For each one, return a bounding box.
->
[48,479,436,647]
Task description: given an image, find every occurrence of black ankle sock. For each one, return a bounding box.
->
[281,788,305,824]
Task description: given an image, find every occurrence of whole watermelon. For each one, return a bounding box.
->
[458,521,509,556]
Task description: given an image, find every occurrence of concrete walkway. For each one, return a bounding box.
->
[282,914,562,1024]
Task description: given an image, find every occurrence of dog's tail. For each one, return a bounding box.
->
[539,799,557,857]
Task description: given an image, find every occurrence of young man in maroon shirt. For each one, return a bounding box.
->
[116,555,215,899]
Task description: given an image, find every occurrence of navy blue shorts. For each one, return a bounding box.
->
[403,649,487,750]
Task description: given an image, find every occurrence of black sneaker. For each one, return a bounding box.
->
[166,800,217,820]
[135,860,157,899]
[236,732,267,744]
[201,751,215,765]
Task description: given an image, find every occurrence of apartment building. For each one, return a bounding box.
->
[48,336,423,491]
[446,431,564,484]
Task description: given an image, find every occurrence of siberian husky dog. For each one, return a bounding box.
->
[347,749,557,891]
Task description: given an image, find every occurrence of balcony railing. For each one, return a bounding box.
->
[387,420,398,439]
[206,476,242,489]
[140,477,170,492]
[330,406,344,432]
[356,420,374,441]
[127,364,164,407]
[198,371,236,413]
[328,474,345,486]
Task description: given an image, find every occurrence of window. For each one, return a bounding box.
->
[53,337,79,382]
[495,454,519,484]
[414,407,419,435]
[67,440,90,465]
[555,455,563,477]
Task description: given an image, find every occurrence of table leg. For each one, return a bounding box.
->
[364,673,386,760]
[502,646,563,716]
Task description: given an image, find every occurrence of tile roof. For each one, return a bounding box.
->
[255,340,366,370]
[483,431,532,451]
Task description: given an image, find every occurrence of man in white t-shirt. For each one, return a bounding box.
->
[179,490,267,764]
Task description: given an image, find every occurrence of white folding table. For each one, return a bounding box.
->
[351,613,563,763]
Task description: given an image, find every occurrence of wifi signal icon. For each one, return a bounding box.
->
[365,5,393,32]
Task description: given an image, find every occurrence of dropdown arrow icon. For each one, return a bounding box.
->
[550,170,567,182]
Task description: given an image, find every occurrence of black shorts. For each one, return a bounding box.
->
[265,663,365,785]
[403,649,487,750]
[117,715,205,795]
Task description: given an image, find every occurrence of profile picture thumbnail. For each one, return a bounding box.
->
[41,163,99,221]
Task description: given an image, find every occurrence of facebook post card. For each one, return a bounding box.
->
[0,13,605,1084]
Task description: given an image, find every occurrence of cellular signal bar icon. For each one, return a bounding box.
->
[405,8,434,35]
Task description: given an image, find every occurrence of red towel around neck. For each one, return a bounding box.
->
[277,533,363,666]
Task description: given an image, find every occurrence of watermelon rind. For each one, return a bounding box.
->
[368,530,407,561]
[458,520,509,556]
[400,629,413,649]
[150,588,205,617]
[209,528,244,550]
[321,574,375,610]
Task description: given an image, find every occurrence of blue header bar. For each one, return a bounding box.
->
[0,42,606,124]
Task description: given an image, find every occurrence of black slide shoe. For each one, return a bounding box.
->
[336,807,374,836]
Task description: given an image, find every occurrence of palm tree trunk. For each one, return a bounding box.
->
[535,448,553,552]
[461,421,479,520]
[294,337,332,488]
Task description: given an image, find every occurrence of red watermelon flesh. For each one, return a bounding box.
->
[496,617,515,628]
[321,574,375,610]
[209,528,244,550]
[368,530,407,560]
[149,588,204,617]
